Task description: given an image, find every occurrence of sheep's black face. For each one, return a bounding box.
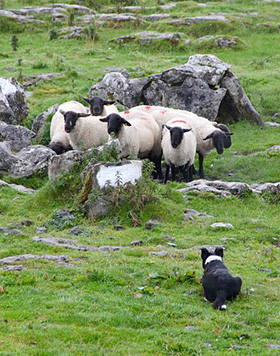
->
[170,127,184,148]
[100,114,131,136]
[214,124,232,149]
[63,112,79,133]
[213,131,226,154]
[60,110,90,133]
[83,96,115,116]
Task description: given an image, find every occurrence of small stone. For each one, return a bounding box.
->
[258,268,272,273]
[145,220,161,230]
[130,240,143,246]
[167,242,177,247]
[267,344,280,350]
[35,227,47,234]
[98,246,121,252]
[167,237,175,242]
[21,220,33,227]
[114,225,125,231]
[211,222,234,230]
[150,251,168,257]
[184,325,196,330]
[0,227,11,234]
[8,223,22,229]
[8,229,23,236]
[67,226,82,235]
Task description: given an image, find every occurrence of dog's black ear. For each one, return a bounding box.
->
[201,248,210,260]
[214,247,224,258]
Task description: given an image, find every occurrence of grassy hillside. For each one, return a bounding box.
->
[0,1,279,355]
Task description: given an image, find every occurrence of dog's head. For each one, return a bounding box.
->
[201,247,224,269]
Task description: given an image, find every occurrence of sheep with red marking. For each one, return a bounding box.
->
[161,118,196,183]
[148,108,233,179]
[48,101,88,154]
[100,110,163,179]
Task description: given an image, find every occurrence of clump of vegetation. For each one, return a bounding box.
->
[83,23,99,41]
[11,34,19,51]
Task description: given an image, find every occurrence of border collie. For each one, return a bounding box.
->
[201,247,242,310]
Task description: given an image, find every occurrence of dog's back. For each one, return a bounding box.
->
[201,247,242,310]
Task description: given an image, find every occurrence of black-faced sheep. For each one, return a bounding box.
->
[82,96,118,116]
[147,108,233,179]
[161,118,196,183]
[59,110,109,150]
[100,111,163,179]
[48,101,88,154]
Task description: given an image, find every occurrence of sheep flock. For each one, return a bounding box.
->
[49,97,233,183]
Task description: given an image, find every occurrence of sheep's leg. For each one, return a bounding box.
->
[164,164,170,184]
[182,163,190,182]
[153,156,163,180]
[188,162,193,182]
[171,164,176,181]
[198,153,205,179]
[190,164,197,176]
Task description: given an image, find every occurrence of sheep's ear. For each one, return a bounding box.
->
[165,125,171,131]
[214,247,224,258]
[79,113,91,118]
[161,124,166,131]
[201,248,210,260]
[183,128,192,133]
[225,132,234,136]
[82,97,91,104]
[104,99,115,105]
[59,109,66,116]
[100,117,109,122]
[203,132,214,141]
[121,118,132,126]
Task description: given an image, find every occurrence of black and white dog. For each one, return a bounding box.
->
[201,247,242,310]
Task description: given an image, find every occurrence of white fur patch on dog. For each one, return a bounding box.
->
[205,255,223,265]
[220,305,227,310]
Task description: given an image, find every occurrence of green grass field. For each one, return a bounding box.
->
[0,1,279,354]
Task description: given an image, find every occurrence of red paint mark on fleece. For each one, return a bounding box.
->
[145,106,151,110]
[124,111,130,114]
[160,110,168,114]
[172,120,187,124]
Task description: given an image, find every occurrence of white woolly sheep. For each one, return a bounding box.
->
[148,108,233,178]
[49,101,88,154]
[59,110,109,150]
[100,111,163,179]
[161,118,196,183]
[83,96,118,116]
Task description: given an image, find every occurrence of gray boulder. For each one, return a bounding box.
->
[0,144,55,177]
[90,54,262,124]
[0,121,35,152]
[0,77,29,124]
[48,150,84,180]
[90,71,150,108]
[32,103,59,142]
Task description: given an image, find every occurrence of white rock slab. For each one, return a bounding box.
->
[92,160,143,190]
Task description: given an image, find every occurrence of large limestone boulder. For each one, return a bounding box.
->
[0,121,35,152]
[0,77,29,124]
[90,54,263,124]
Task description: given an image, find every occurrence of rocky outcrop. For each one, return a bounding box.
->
[90,54,263,124]
[179,179,280,197]
[0,143,55,177]
[0,121,35,152]
[0,77,29,124]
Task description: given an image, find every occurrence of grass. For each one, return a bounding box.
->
[0,0,280,355]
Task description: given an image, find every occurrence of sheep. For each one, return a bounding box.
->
[82,96,118,116]
[59,110,109,150]
[148,108,233,179]
[48,101,88,154]
[161,118,196,183]
[99,111,163,179]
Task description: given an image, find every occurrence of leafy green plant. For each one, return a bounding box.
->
[11,34,19,51]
